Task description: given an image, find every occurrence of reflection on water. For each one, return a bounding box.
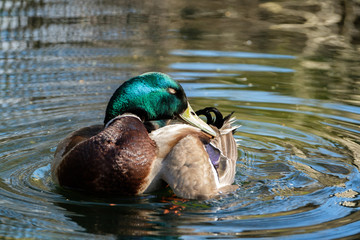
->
[1,0,360,238]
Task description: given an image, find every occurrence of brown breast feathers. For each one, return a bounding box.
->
[56,116,157,195]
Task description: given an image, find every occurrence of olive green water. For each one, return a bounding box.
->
[1,0,360,239]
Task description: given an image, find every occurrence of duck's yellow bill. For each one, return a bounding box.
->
[179,102,217,137]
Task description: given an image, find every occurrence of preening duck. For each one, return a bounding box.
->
[51,72,238,199]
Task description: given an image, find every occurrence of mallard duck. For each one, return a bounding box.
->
[51,72,238,199]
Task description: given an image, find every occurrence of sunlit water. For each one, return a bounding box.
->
[1,0,360,239]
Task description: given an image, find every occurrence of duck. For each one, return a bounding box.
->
[51,72,238,199]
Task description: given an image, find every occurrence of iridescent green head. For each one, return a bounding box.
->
[104,72,216,137]
[105,72,187,123]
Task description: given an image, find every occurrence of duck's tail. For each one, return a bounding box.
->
[195,107,240,134]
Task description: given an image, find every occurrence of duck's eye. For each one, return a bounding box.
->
[167,88,177,95]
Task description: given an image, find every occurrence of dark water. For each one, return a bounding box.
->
[1,0,360,238]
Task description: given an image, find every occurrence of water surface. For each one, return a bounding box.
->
[1,0,360,239]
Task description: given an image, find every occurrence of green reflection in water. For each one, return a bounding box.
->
[0,0,360,239]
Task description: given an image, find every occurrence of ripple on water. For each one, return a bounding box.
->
[2,76,360,238]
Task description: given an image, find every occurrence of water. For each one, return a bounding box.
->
[1,0,360,238]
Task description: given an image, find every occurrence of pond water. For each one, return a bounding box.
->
[1,0,360,239]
